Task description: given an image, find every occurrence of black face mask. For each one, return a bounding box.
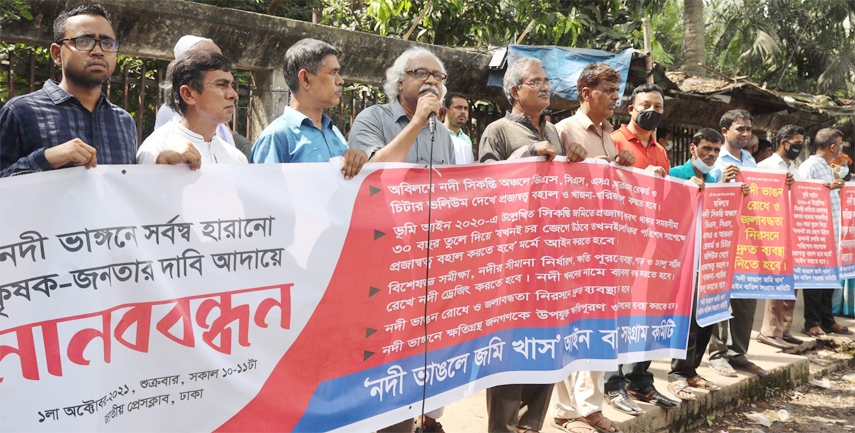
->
[785,144,803,160]
[635,110,662,131]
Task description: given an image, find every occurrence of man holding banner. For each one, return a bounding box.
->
[799,128,852,338]
[755,125,805,349]
[0,4,137,177]
[479,56,586,433]
[707,109,768,378]
[666,128,726,400]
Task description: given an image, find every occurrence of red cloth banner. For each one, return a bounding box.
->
[839,183,855,279]
[791,180,839,287]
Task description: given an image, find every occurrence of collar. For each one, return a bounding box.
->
[618,124,654,147]
[766,152,794,169]
[283,106,332,130]
[505,111,546,130]
[43,79,106,107]
[573,110,614,134]
[808,154,831,167]
[390,99,409,122]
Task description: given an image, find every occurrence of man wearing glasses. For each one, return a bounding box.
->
[349,47,456,165]
[0,4,137,177]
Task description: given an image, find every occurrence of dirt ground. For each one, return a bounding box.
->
[697,342,855,433]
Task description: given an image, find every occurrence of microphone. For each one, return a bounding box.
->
[429,113,436,134]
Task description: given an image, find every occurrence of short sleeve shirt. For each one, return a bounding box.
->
[611,124,670,171]
[554,110,616,160]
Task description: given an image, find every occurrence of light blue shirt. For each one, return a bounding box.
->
[250,107,348,163]
[711,148,757,181]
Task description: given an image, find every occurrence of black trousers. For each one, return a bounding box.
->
[604,362,654,392]
[486,383,554,433]
[804,288,837,330]
[669,308,714,381]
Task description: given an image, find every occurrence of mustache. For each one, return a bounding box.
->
[419,84,440,96]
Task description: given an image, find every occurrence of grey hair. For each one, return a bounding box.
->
[503,57,542,104]
[283,38,340,94]
[384,47,446,100]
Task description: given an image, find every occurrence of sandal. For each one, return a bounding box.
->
[514,427,538,433]
[582,411,622,433]
[825,325,854,335]
[708,358,737,377]
[667,380,698,401]
[687,375,720,391]
[552,419,597,433]
[802,327,828,339]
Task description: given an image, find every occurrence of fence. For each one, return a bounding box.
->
[1,44,498,160]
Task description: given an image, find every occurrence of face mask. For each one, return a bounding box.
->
[692,156,713,174]
[785,144,803,160]
[839,165,850,178]
[665,141,673,151]
[634,109,662,131]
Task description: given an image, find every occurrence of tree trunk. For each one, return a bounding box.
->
[683,0,706,77]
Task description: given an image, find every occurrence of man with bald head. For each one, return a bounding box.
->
[153,35,236,147]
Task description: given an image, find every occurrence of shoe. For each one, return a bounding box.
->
[731,361,769,377]
[627,388,678,409]
[782,332,804,345]
[606,389,644,415]
[757,333,794,350]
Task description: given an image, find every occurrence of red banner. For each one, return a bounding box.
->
[840,183,855,279]
[791,180,839,287]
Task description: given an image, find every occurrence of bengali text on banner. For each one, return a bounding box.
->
[791,180,839,288]
[0,160,699,432]
[839,183,855,279]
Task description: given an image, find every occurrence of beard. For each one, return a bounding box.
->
[63,61,113,89]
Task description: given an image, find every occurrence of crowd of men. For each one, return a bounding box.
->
[0,4,851,433]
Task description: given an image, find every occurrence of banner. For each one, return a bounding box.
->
[696,184,743,327]
[791,180,839,288]
[0,160,698,433]
[731,169,795,299]
[839,183,855,279]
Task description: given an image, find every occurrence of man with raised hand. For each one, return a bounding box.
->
[154,35,237,148]
[136,50,247,166]
[755,125,806,350]
[251,38,366,179]
[0,4,136,177]
[479,56,586,433]
[349,47,456,165]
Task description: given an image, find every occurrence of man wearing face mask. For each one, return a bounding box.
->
[666,128,727,401]
[602,83,677,414]
[799,128,853,338]
[755,125,806,349]
[656,128,672,152]
[610,84,670,177]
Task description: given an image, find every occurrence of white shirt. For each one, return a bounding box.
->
[452,136,474,164]
[137,118,248,165]
[757,152,801,180]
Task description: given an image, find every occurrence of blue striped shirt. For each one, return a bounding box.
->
[0,80,137,177]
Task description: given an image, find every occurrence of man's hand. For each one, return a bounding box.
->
[341,148,367,180]
[44,138,97,169]
[562,141,587,163]
[690,176,706,191]
[155,141,201,170]
[720,164,740,183]
[614,150,636,167]
[827,179,845,190]
[532,141,556,162]
[786,172,795,187]
[742,184,751,197]
[413,92,441,127]
[646,165,667,177]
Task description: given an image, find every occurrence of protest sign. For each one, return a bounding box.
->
[0,160,698,432]
[791,180,839,288]
[731,169,795,299]
[696,183,743,327]
[839,183,855,279]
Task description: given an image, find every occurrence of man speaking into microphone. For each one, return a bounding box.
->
[350,47,456,165]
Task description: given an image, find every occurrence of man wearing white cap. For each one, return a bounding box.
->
[154,35,236,147]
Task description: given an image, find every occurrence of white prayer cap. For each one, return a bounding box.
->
[173,35,213,58]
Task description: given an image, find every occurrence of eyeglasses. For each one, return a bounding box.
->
[521,79,552,89]
[57,36,120,53]
[406,69,448,83]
